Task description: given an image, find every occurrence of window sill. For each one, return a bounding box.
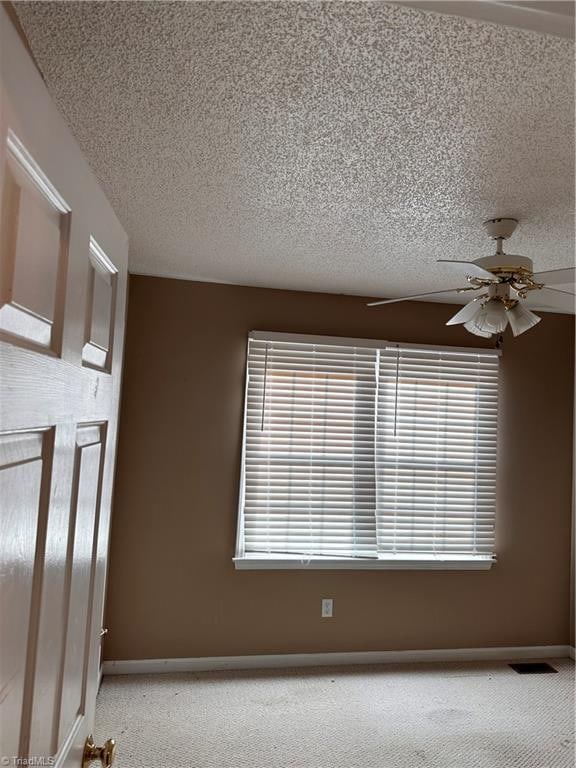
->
[233,554,495,571]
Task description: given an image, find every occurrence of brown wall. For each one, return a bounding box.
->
[104,275,574,661]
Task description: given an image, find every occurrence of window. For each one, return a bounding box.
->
[235,332,499,570]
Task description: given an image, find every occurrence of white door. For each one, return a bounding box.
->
[0,7,128,767]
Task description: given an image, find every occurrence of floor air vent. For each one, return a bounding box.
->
[508,662,558,674]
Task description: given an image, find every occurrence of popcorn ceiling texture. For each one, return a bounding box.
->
[15,2,575,304]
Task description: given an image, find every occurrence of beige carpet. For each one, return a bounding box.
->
[96,658,575,767]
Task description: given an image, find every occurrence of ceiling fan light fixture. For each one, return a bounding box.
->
[463,318,492,338]
[446,297,485,326]
[484,298,509,333]
[369,218,574,338]
[461,302,502,338]
[506,302,541,337]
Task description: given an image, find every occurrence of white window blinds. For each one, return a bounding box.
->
[236,332,499,569]
[376,346,498,560]
[240,336,378,559]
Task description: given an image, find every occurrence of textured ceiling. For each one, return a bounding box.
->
[15,1,576,307]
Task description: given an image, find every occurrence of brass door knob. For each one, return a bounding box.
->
[83,735,116,767]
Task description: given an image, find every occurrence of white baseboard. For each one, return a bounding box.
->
[570,646,575,660]
[102,644,573,676]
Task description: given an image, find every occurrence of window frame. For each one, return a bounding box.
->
[234,331,499,571]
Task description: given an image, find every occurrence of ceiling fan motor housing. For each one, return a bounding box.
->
[474,253,534,274]
[477,218,534,277]
[487,283,510,299]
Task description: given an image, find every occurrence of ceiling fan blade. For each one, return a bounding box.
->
[437,259,495,281]
[532,266,575,285]
[367,287,468,307]
[536,286,575,312]
[543,287,575,296]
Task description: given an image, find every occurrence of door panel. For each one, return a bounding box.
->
[0,7,128,766]
[28,424,76,759]
[0,131,70,351]
[58,425,104,746]
[83,239,117,371]
[0,429,52,759]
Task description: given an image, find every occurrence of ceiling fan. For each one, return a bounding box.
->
[368,218,575,338]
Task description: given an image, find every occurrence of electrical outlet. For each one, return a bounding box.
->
[321,598,333,618]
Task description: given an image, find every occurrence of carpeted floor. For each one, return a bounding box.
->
[96,658,575,768]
